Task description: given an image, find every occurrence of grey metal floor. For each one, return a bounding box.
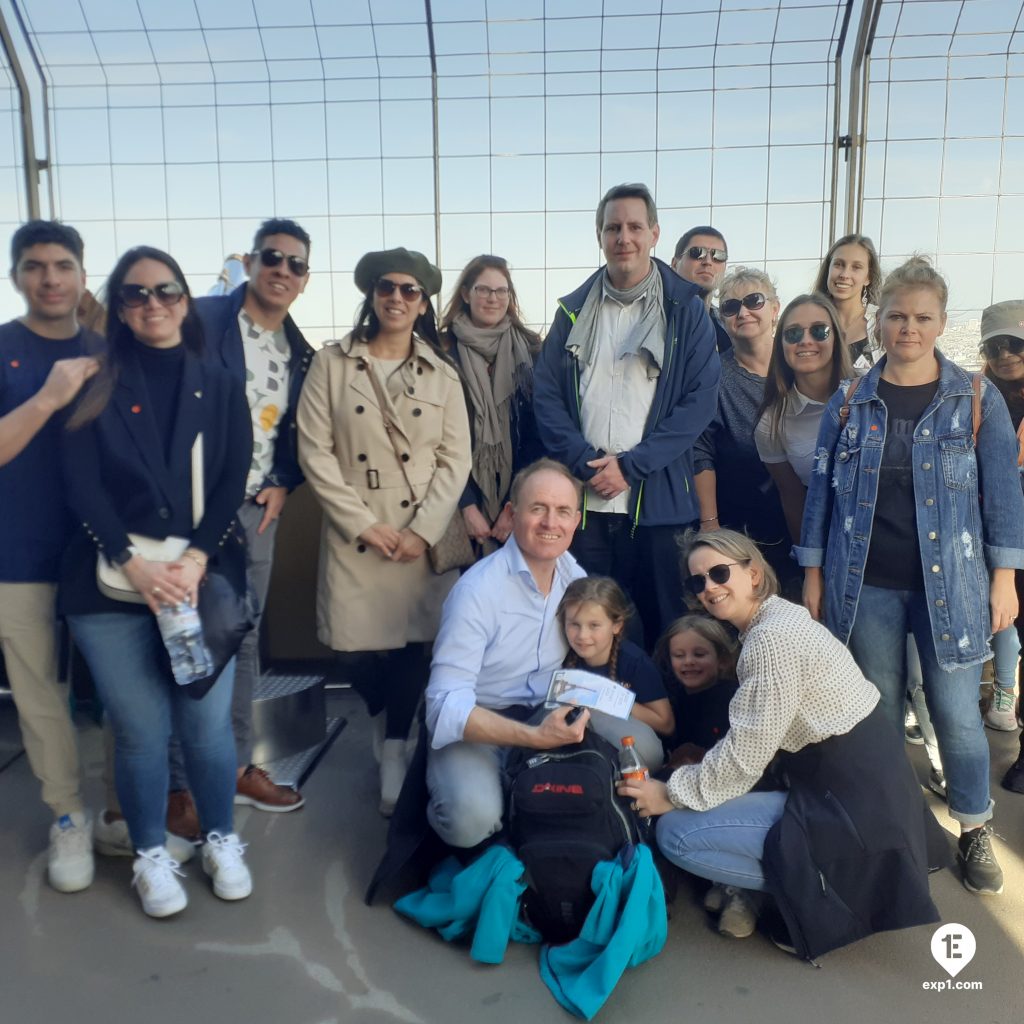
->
[1,690,1021,1024]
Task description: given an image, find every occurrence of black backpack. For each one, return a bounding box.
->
[506,730,643,944]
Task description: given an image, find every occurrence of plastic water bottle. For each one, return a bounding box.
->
[619,736,649,782]
[156,602,214,686]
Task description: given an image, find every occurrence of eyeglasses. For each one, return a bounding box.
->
[374,278,425,301]
[982,336,1024,360]
[685,246,728,263]
[252,248,309,276]
[684,561,749,595]
[470,284,510,300]
[119,282,185,308]
[720,292,766,318]
[783,323,832,345]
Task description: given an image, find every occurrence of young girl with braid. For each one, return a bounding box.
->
[556,576,673,767]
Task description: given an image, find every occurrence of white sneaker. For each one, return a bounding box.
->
[718,886,758,939]
[202,832,252,900]
[132,846,188,918]
[379,739,407,817]
[93,811,195,864]
[985,687,1019,731]
[48,812,95,893]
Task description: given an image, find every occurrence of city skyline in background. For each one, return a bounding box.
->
[0,0,1020,362]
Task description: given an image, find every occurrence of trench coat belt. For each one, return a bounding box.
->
[340,465,433,490]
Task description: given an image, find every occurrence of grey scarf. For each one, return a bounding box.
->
[565,262,666,375]
[453,312,534,521]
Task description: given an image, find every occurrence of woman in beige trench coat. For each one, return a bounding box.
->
[297,248,471,815]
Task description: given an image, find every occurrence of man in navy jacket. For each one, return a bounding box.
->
[193,218,313,813]
[534,185,720,647]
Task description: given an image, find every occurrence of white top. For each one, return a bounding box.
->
[578,287,658,515]
[239,309,291,498]
[666,596,879,811]
[753,387,826,487]
[425,535,587,748]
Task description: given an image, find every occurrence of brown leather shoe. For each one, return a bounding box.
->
[166,789,202,842]
[234,765,305,812]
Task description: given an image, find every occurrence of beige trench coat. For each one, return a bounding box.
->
[297,333,471,652]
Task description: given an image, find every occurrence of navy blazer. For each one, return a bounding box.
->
[195,283,313,492]
[59,348,252,615]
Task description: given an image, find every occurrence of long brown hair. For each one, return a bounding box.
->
[439,254,539,350]
[812,233,881,307]
[557,576,631,681]
[756,292,854,442]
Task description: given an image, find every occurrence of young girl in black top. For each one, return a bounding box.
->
[557,576,674,767]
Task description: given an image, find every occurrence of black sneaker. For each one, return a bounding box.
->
[1001,754,1024,794]
[958,827,1003,895]
[927,769,947,801]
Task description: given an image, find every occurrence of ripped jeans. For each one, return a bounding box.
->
[848,585,992,827]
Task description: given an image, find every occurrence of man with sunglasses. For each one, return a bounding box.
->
[534,184,720,649]
[193,218,313,813]
[671,226,731,354]
[0,220,100,892]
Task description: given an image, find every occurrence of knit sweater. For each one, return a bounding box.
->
[666,596,879,810]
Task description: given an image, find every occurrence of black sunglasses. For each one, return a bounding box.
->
[684,560,749,595]
[252,248,309,276]
[720,292,766,318]
[375,278,425,300]
[982,336,1024,360]
[119,281,185,308]
[783,323,832,345]
[685,245,728,263]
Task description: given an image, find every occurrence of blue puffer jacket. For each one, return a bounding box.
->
[533,259,720,528]
[796,351,1024,669]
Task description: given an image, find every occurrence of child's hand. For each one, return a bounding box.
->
[667,742,706,768]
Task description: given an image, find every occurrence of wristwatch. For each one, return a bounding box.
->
[110,545,139,568]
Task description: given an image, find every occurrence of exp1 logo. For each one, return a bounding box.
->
[922,924,982,993]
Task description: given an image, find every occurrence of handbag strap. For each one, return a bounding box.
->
[360,357,420,508]
[837,376,863,430]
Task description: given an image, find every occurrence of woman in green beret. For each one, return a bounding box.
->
[297,248,471,815]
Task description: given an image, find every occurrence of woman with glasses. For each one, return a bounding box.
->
[754,293,853,545]
[693,268,795,592]
[619,528,941,959]
[798,259,1024,896]
[297,248,471,816]
[979,300,1024,746]
[60,247,252,918]
[812,233,882,368]
[439,255,541,553]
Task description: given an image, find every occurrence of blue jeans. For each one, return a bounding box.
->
[69,612,236,851]
[655,791,789,891]
[990,625,1020,690]
[847,585,993,826]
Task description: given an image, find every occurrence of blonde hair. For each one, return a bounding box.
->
[678,528,779,608]
[717,265,778,305]
[877,255,948,318]
[557,576,631,681]
[654,614,738,682]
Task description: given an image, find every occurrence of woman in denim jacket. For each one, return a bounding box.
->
[796,257,1024,897]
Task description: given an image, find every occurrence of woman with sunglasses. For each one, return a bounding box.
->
[754,293,853,545]
[60,247,252,918]
[693,268,795,591]
[297,248,471,816]
[812,233,882,369]
[979,301,1024,756]
[618,528,940,959]
[798,259,1024,896]
[439,255,542,553]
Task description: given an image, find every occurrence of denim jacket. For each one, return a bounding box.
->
[795,351,1024,670]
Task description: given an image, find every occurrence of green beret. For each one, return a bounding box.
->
[354,247,442,297]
